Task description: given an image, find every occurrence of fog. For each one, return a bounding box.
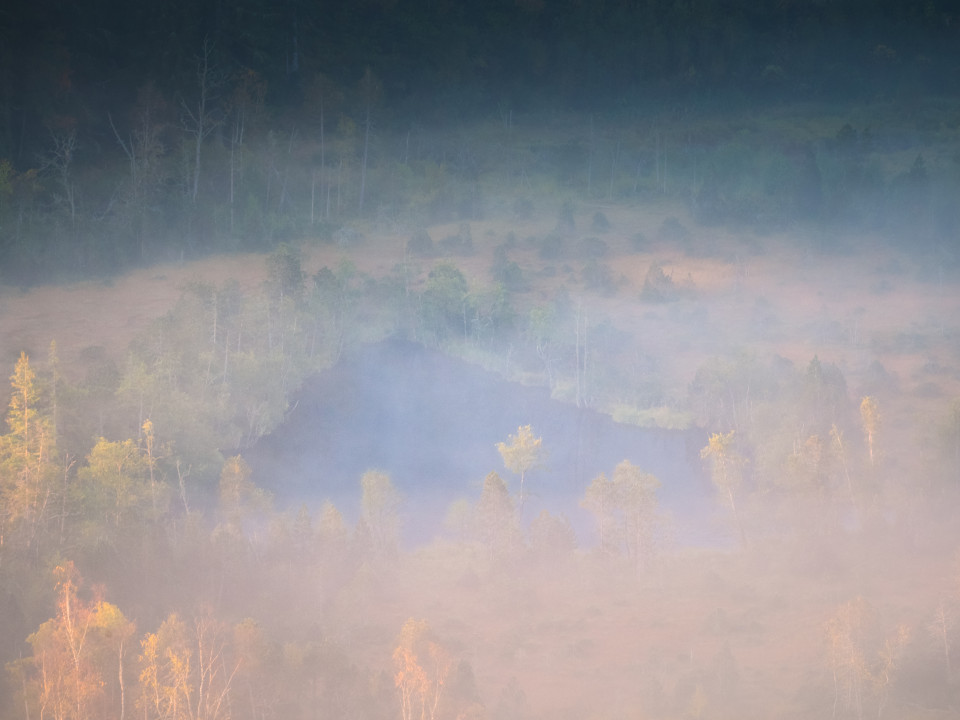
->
[2,2,960,719]
[247,338,712,545]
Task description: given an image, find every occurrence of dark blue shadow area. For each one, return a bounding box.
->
[247,339,717,545]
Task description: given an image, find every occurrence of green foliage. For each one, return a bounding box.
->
[218,455,272,536]
[491,245,526,292]
[266,243,305,305]
[421,262,471,343]
[77,437,160,538]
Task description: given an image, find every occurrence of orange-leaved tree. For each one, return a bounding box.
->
[14,561,135,720]
[393,619,451,720]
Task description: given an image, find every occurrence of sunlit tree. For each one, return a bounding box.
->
[701,431,747,545]
[393,618,451,720]
[78,438,153,532]
[580,471,616,553]
[824,596,910,720]
[15,562,135,720]
[217,454,271,538]
[0,351,59,556]
[496,425,544,517]
[860,396,880,467]
[613,460,661,568]
[137,610,239,720]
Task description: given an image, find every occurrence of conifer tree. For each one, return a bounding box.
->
[0,352,59,558]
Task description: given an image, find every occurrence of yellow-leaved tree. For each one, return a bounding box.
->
[12,561,135,720]
[701,431,747,545]
[860,396,880,467]
[496,425,544,517]
[0,351,60,558]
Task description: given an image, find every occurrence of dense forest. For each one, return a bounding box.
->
[3,1,960,718]
[2,0,960,281]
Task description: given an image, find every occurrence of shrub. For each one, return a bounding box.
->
[407,228,434,257]
[582,260,617,296]
[640,262,676,302]
[538,233,565,260]
[492,245,527,292]
[591,211,611,232]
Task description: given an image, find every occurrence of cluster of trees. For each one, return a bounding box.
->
[0,338,651,720]
[3,0,959,283]
[4,298,960,717]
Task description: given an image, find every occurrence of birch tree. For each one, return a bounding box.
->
[181,38,223,206]
[860,396,880,467]
[700,430,747,545]
[613,460,661,569]
[393,619,451,720]
[497,425,544,517]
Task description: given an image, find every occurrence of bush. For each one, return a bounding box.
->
[538,233,565,260]
[591,211,611,232]
[492,245,527,292]
[407,228,434,257]
[640,262,676,302]
[582,260,617,296]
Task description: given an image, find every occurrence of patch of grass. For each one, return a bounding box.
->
[610,404,695,429]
